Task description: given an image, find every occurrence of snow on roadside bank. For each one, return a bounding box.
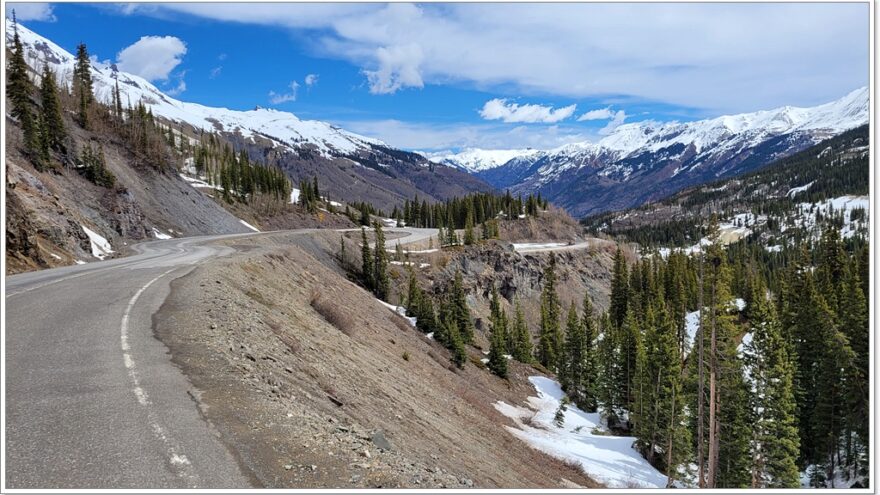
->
[152,228,172,240]
[494,376,668,488]
[81,225,113,260]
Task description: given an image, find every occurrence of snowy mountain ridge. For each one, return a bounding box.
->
[7,19,384,158]
[440,86,868,176]
[431,148,542,173]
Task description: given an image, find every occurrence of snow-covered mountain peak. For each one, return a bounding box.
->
[434,147,542,173]
[7,19,385,158]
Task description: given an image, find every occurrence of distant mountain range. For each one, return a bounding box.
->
[9,20,490,211]
[439,87,868,217]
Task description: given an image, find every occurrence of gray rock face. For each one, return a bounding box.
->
[371,430,392,451]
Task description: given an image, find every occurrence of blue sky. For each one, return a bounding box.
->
[7,2,869,152]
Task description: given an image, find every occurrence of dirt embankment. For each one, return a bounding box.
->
[154,231,600,488]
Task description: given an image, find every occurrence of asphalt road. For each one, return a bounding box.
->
[4,227,436,489]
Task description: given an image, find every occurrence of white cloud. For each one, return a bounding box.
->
[576,106,627,133]
[269,81,300,104]
[363,44,424,94]
[6,3,55,22]
[578,107,615,121]
[304,73,319,86]
[480,99,576,124]
[166,79,186,96]
[116,35,187,81]
[339,119,595,152]
[209,66,222,79]
[139,3,868,113]
[599,110,627,135]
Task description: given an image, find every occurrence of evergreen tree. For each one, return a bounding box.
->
[487,290,509,378]
[361,227,374,291]
[405,267,421,317]
[372,221,390,301]
[742,278,800,488]
[511,300,533,363]
[538,253,562,371]
[562,302,585,403]
[463,208,475,245]
[598,311,625,424]
[39,63,66,153]
[609,247,630,329]
[839,259,869,469]
[580,294,599,412]
[8,15,40,163]
[445,314,467,368]
[620,308,641,410]
[450,271,474,343]
[73,42,94,129]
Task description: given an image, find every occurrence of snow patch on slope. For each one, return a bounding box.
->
[494,376,668,488]
[81,225,113,260]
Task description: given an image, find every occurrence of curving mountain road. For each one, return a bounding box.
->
[4,227,436,489]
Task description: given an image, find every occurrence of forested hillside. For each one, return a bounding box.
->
[566,126,870,488]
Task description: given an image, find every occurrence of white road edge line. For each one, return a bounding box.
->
[121,268,199,486]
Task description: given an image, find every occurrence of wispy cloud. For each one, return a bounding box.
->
[576,106,628,134]
[5,3,55,22]
[339,118,595,151]
[304,73,319,87]
[578,107,615,121]
[209,66,222,79]
[268,80,300,104]
[599,110,627,135]
[480,99,576,124]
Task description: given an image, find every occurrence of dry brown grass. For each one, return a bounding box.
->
[310,291,357,336]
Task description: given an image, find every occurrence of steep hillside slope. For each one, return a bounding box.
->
[10,20,492,211]
[5,116,256,273]
[155,231,603,489]
[441,88,868,217]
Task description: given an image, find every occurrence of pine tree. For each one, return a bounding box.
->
[73,42,94,129]
[538,253,562,371]
[372,221,390,301]
[487,291,509,378]
[361,227,374,291]
[598,311,625,425]
[839,259,869,470]
[405,267,421,317]
[445,314,467,368]
[562,302,584,403]
[742,278,800,488]
[39,63,66,153]
[463,208,475,245]
[609,247,629,329]
[511,300,533,363]
[8,14,40,163]
[620,308,641,411]
[450,271,474,344]
[580,294,599,412]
